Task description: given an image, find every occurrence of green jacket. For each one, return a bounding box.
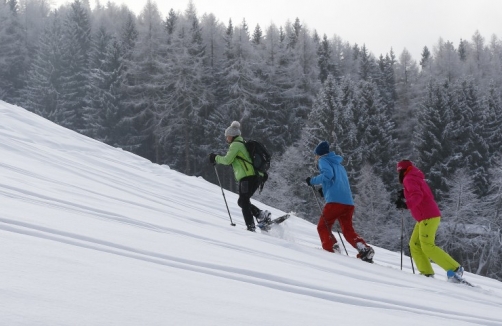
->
[215,136,256,181]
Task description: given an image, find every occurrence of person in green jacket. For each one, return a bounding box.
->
[209,121,271,232]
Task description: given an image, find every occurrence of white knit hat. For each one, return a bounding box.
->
[225,121,241,137]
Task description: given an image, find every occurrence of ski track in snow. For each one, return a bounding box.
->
[1,217,501,326]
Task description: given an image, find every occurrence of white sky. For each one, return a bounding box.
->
[53,0,502,61]
[2,99,502,324]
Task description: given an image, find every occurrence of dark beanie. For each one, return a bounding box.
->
[314,141,330,156]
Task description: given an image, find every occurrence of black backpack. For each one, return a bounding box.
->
[237,140,271,174]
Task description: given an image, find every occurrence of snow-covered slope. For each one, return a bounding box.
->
[1,100,501,326]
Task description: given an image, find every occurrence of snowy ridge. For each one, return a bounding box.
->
[1,100,502,326]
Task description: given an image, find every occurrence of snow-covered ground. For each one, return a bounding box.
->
[1,100,501,326]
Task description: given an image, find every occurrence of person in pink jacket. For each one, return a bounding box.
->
[395,160,468,283]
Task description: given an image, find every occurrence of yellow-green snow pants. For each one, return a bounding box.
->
[409,217,460,275]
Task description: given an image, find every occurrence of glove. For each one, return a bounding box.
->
[209,153,217,165]
[318,187,324,198]
[395,198,408,209]
[395,189,407,209]
[306,177,311,187]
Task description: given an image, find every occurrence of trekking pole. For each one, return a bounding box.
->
[400,209,404,270]
[400,209,415,274]
[214,165,236,226]
[310,186,348,255]
[409,245,415,274]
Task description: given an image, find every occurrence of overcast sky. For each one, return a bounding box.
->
[57,0,502,61]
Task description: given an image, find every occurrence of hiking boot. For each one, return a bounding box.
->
[356,242,374,263]
[247,225,256,232]
[447,266,464,283]
[257,210,271,224]
[420,273,435,278]
[333,243,341,254]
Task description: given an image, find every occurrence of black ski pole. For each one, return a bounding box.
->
[401,209,415,274]
[310,186,348,255]
[400,209,404,270]
[214,165,236,226]
[409,245,415,274]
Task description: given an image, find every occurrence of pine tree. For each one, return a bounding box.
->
[419,46,431,71]
[200,12,224,73]
[471,30,488,74]
[394,49,419,153]
[0,0,28,103]
[86,25,112,138]
[357,79,398,187]
[305,74,337,147]
[286,17,301,49]
[23,11,64,120]
[457,79,490,195]
[212,19,265,144]
[87,24,127,147]
[413,80,452,198]
[18,0,50,60]
[158,1,210,175]
[165,8,177,38]
[281,23,319,144]
[458,38,467,62]
[57,0,92,134]
[330,77,360,177]
[120,12,138,56]
[258,23,295,153]
[376,50,397,110]
[252,24,262,45]
[484,83,502,159]
[122,0,166,162]
[317,34,337,83]
[433,39,460,82]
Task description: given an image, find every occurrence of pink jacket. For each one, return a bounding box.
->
[403,166,441,222]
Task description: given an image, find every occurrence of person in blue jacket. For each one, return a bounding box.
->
[306,141,375,262]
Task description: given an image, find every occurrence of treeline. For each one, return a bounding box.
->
[1,0,501,280]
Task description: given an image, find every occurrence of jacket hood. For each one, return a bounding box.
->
[322,152,343,165]
[406,166,425,179]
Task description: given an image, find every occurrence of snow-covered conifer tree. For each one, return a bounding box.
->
[0,0,28,103]
[23,11,64,120]
[57,0,92,134]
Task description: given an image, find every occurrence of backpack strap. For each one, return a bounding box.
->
[234,140,255,173]
[234,141,253,165]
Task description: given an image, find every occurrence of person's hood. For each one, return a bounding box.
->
[406,166,425,179]
[321,152,343,165]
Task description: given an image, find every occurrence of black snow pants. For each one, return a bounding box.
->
[238,175,261,228]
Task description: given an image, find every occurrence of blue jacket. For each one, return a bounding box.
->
[309,152,354,205]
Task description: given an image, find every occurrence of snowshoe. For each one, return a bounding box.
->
[258,214,290,231]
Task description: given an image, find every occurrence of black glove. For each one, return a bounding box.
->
[395,198,407,209]
[318,187,324,198]
[209,153,217,165]
[306,177,311,187]
[395,190,407,209]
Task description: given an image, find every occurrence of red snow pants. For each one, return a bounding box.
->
[317,203,367,252]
